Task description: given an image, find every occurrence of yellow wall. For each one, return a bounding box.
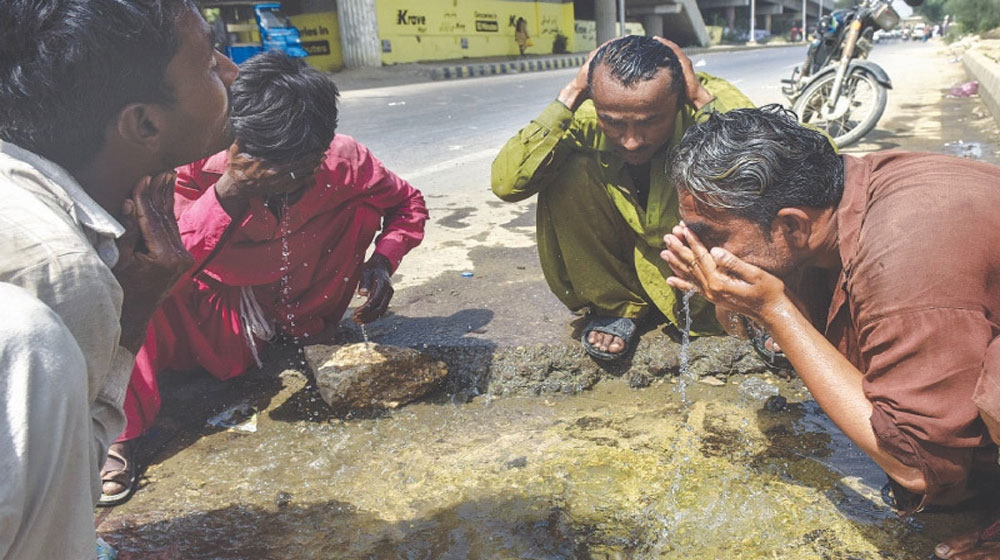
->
[375,0,577,64]
[289,12,344,71]
[572,20,646,52]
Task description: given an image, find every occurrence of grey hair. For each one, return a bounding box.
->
[669,104,843,228]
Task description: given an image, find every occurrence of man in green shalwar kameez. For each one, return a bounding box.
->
[491,35,754,360]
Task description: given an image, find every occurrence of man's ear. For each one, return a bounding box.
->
[114,103,163,150]
[773,207,813,250]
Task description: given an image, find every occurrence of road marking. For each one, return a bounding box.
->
[398,147,499,182]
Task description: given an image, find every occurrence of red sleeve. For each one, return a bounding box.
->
[173,157,215,221]
[349,141,428,273]
[174,171,234,266]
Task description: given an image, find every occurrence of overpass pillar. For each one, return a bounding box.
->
[596,0,618,43]
[643,14,665,37]
[764,13,772,32]
[337,0,382,68]
[726,6,736,30]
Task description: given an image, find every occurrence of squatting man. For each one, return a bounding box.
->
[492,34,753,361]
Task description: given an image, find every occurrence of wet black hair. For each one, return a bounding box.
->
[586,35,686,104]
[0,0,192,170]
[229,51,339,164]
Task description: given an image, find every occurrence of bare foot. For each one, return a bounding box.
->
[936,517,1000,559]
[587,330,625,355]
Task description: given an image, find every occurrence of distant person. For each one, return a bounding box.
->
[661,106,1000,555]
[100,51,429,505]
[491,35,753,361]
[0,0,238,557]
[515,17,531,57]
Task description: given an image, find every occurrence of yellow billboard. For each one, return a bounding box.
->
[289,12,343,72]
[376,0,576,64]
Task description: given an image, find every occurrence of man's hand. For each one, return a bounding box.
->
[353,253,394,325]
[114,171,195,353]
[213,143,323,218]
[652,36,715,109]
[660,223,791,327]
[556,40,614,111]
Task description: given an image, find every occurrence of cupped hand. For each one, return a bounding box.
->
[660,223,788,326]
[214,144,324,214]
[353,253,394,325]
[114,171,195,352]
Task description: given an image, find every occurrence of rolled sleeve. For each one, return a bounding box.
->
[974,338,1000,446]
[491,100,588,202]
[861,308,995,505]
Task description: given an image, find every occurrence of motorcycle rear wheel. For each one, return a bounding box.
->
[792,67,888,148]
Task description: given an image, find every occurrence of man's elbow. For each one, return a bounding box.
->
[491,178,530,203]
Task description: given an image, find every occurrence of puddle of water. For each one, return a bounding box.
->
[97,375,975,559]
[944,140,984,159]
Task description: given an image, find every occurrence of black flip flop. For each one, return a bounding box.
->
[581,316,637,362]
[741,315,794,371]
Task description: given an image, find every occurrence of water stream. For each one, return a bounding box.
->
[674,289,696,404]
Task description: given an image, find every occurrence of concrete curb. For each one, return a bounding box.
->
[429,54,588,80]
[963,49,1000,129]
[425,42,799,82]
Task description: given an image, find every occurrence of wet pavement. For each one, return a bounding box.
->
[95,39,1000,558]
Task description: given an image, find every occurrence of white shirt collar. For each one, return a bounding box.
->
[0,141,125,265]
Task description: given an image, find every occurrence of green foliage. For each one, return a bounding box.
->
[945,0,1000,33]
[913,0,948,23]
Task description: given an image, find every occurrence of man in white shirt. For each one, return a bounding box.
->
[0,0,238,556]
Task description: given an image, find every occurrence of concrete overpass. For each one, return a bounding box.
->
[587,0,831,47]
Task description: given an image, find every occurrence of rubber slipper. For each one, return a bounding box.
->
[97,442,137,507]
[581,316,637,362]
[975,516,1000,546]
[741,315,793,371]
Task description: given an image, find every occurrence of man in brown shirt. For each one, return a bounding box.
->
[659,105,1000,557]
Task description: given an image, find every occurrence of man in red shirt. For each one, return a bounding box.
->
[100,51,429,505]
[661,106,1000,558]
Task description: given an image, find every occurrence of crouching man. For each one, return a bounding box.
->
[491,35,754,361]
[100,52,428,505]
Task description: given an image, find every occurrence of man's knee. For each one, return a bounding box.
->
[540,153,607,209]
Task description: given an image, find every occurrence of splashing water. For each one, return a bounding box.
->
[675,289,697,403]
[360,323,370,344]
[278,194,298,335]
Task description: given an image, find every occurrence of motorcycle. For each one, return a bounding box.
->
[782,0,923,147]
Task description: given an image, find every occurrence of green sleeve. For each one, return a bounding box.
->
[692,72,756,123]
[491,100,601,202]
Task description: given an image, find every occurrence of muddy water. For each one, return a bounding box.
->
[97,364,978,559]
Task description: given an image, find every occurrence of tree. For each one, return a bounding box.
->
[913,0,947,23]
[946,0,1000,32]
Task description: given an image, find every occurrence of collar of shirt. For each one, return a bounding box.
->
[0,141,125,267]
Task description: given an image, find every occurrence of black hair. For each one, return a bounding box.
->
[229,51,339,164]
[669,104,844,228]
[586,35,686,104]
[0,0,192,170]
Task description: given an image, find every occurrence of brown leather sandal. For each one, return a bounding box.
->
[97,441,137,507]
